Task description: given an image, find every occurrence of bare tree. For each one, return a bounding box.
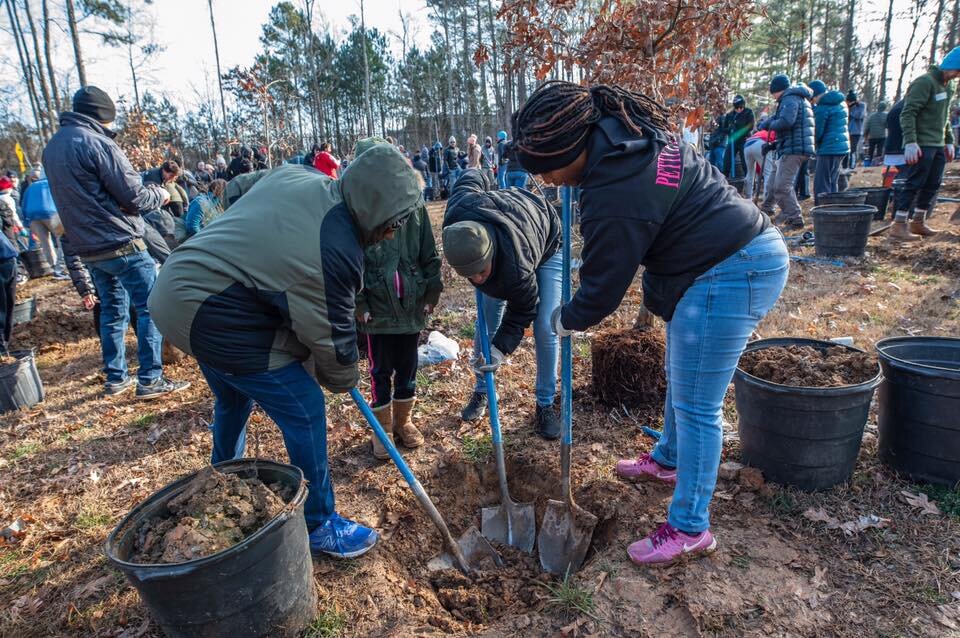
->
[40,0,61,113]
[931,0,947,61]
[21,0,56,132]
[64,0,87,86]
[880,0,894,103]
[359,0,373,135]
[5,0,45,138]
[841,0,855,89]
[207,0,230,145]
[894,0,932,101]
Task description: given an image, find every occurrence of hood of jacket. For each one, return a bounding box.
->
[781,84,813,102]
[819,90,846,106]
[59,111,116,138]
[340,144,422,246]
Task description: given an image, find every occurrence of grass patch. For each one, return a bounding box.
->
[0,550,30,579]
[768,489,797,516]
[416,370,433,389]
[132,412,156,429]
[461,434,492,464]
[75,506,112,530]
[457,323,476,339]
[304,606,347,638]
[731,555,750,570]
[911,585,951,605]
[543,575,596,618]
[8,441,41,460]
[918,484,960,519]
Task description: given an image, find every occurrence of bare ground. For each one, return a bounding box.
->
[0,166,959,637]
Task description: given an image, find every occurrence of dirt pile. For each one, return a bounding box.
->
[739,345,878,387]
[130,467,292,564]
[591,327,666,408]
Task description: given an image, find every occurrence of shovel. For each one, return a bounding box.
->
[538,186,598,577]
[475,288,537,552]
[951,203,960,224]
[349,388,502,575]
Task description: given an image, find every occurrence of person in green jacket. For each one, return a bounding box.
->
[891,47,960,241]
[353,138,443,460]
[148,146,423,559]
[864,102,888,165]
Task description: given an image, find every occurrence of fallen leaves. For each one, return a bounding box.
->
[899,490,941,516]
[802,507,891,537]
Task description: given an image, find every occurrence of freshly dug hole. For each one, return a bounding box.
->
[739,345,878,387]
[130,466,293,564]
[591,328,666,408]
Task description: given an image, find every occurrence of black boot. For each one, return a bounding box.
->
[460,391,487,421]
[535,405,561,440]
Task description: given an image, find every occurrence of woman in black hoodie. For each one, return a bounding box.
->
[512,81,789,567]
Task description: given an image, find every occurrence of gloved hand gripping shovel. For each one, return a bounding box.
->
[537,186,598,576]
[349,388,502,575]
[476,288,536,552]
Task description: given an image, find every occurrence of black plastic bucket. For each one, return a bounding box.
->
[20,248,52,279]
[105,459,317,638]
[811,204,877,257]
[816,191,867,206]
[734,338,882,491]
[12,296,36,326]
[0,350,44,413]
[847,187,891,220]
[876,337,960,486]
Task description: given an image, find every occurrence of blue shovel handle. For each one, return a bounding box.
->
[475,289,503,446]
[561,186,573,446]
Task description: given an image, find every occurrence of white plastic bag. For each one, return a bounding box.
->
[417,330,460,368]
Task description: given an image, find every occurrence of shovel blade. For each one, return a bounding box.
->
[457,526,504,570]
[950,204,960,224]
[537,499,599,576]
[481,501,537,553]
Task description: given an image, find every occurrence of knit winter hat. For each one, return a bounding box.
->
[72,86,116,123]
[732,95,745,107]
[941,46,960,71]
[442,221,495,277]
[808,80,827,98]
[769,74,790,94]
[846,90,858,102]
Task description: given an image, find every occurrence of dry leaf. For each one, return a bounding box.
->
[838,515,890,537]
[802,507,839,528]
[71,574,113,600]
[900,490,941,516]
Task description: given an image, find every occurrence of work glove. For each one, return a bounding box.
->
[551,306,574,338]
[904,143,922,165]
[947,145,956,162]
[471,345,504,375]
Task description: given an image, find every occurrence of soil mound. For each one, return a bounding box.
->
[591,328,666,408]
[739,345,878,387]
[130,467,292,564]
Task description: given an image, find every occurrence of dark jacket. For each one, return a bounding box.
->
[723,108,756,146]
[59,234,96,299]
[443,169,560,355]
[865,110,888,139]
[356,205,442,335]
[562,116,769,327]
[814,91,851,156]
[227,156,246,179]
[443,146,460,171]
[428,148,443,173]
[884,100,906,155]
[497,139,509,166]
[149,147,421,390]
[759,85,815,158]
[42,111,166,257]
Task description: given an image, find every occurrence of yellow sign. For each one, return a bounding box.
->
[14,143,25,173]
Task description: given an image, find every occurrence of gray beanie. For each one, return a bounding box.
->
[442,221,495,277]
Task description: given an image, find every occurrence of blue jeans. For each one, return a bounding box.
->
[505,171,529,189]
[446,168,463,191]
[87,250,162,385]
[474,251,562,406]
[708,147,725,171]
[650,227,788,533]
[198,360,336,530]
[497,166,508,189]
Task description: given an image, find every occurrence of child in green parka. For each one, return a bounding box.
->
[353,137,443,460]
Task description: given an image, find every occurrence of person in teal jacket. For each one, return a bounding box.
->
[353,137,443,460]
[182,179,227,238]
[809,80,850,205]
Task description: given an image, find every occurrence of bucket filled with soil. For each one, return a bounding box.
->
[0,350,44,413]
[734,338,881,491]
[105,460,316,638]
[876,336,960,486]
[811,204,877,258]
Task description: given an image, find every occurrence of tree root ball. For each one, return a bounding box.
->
[590,327,666,408]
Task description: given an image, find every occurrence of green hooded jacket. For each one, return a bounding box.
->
[148,146,423,392]
[901,65,955,147]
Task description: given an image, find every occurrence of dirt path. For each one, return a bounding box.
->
[1,174,959,636]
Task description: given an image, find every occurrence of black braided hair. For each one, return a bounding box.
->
[512,81,670,160]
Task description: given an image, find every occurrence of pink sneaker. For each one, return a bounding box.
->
[627,523,717,567]
[615,453,677,485]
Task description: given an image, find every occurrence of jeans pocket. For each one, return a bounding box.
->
[747,264,789,320]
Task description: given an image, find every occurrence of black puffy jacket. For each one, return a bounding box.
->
[443,170,561,354]
[42,112,166,257]
[759,85,815,158]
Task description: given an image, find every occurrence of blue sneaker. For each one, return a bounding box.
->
[309,514,379,558]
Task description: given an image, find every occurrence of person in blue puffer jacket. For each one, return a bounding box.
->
[21,177,66,277]
[809,80,850,205]
[757,74,815,230]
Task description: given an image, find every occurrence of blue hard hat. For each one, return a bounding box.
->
[497,130,508,140]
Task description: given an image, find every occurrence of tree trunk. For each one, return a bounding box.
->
[440,0,456,135]
[474,0,487,126]
[21,0,56,133]
[841,0,855,89]
[931,0,947,61]
[894,0,928,102]
[485,0,503,128]
[949,0,960,50]
[360,0,373,136]
[459,6,474,132]
[64,0,87,86]
[208,0,230,146]
[879,0,894,103]
[6,0,44,139]
[127,44,140,108]
[40,0,60,113]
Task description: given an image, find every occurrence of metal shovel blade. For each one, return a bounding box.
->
[481,499,536,553]
[538,498,599,577]
[950,204,960,224]
[431,525,504,573]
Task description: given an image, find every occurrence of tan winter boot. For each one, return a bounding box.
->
[370,402,393,461]
[888,215,921,243]
[392,397,424,448]
[909,210,938,237]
